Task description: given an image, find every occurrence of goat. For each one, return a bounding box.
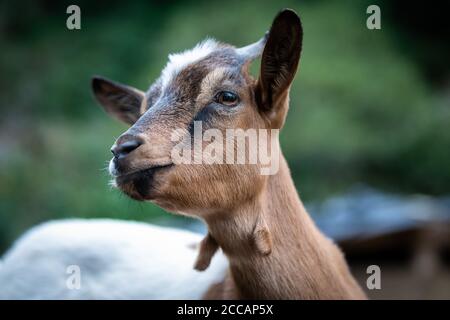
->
[92,9,366,299]
[0,9,366,299]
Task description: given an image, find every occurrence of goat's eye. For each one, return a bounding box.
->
[215,91,239,106]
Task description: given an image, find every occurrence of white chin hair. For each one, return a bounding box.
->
[108,179,117,188]
[108,159,118,177]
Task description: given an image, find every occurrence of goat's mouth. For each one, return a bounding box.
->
[114,164,174,201]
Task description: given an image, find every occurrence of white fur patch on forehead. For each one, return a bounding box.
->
[160,39,220,89]
[197,67,228,102]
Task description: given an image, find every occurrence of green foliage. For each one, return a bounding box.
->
[0,0,448,252]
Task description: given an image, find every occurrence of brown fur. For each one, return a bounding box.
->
[194,233,219,271]
[92,9,366,299]
[203,156,366,299]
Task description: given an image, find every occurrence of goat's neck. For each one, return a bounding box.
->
[205,156,365,299]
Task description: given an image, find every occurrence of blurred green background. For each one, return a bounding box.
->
[0,0,449,254]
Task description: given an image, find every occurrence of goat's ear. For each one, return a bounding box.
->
[91,76,145,125]
[256,9,302,128]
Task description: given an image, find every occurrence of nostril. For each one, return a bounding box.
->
[111,139,143,158]
[121,140,142,154]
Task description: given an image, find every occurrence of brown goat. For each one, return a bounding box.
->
[92,9,366,299]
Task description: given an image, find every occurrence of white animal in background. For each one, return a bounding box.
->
[0,219,227,299]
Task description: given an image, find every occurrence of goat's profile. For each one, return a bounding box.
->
[0,9,365,299]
